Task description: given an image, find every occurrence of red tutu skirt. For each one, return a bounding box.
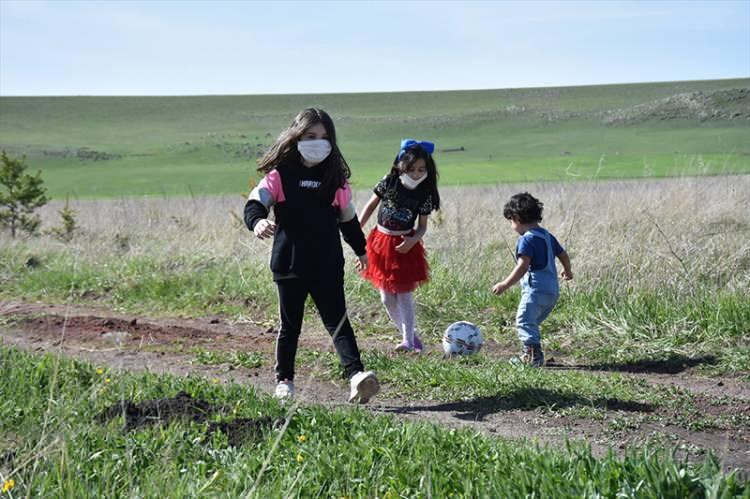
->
[362,228,429,293]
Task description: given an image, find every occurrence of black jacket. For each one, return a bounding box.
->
[244,162,366,281]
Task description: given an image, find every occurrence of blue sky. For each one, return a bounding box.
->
[0,0,748,95]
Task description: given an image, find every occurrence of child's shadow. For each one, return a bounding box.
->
[547,353,718,374]
[385,387,654,422]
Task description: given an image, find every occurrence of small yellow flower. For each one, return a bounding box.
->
[96,368,104,375]
[297,434,307,443]
[384,492,394,499]
[2,479,15,493]
[295,453,304,463]
[104,378,111,384]
[211,378,220,384]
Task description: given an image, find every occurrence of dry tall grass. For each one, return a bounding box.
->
[22,174,750,295]
[2,174,748,369]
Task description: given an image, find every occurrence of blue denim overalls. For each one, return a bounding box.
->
[516,228,559,347]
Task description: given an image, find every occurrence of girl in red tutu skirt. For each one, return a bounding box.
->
[359,139,441,352]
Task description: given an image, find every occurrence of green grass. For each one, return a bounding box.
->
[1,244,747,376]
[299,349,750,433]
[1,346,746,497]
[0,248,277,317]
[1,79,749,198]
[305,349,660,407]
[193,349,264,370]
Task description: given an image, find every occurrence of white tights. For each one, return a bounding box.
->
[379,290,416,345]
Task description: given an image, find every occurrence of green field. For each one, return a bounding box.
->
[1,346,746,497]
[2,81,750,495]
[1,79,749,198]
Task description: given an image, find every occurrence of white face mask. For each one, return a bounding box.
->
[399,173,428,190]
[297,139,332,166]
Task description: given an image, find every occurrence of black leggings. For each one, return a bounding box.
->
[275,278,364,382]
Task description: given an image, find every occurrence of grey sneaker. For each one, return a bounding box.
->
[348,371,380,404]
[274,380,295,400]
[514,346,545,368]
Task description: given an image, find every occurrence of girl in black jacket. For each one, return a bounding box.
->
[244,108,379,404]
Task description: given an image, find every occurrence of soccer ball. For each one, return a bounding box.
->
[442,321,483,355]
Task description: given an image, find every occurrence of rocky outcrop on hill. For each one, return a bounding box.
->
[40,147,122,161]
[601,88,750,125]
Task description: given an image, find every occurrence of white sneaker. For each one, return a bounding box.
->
[348,371,380,404]
[274,380,295,400]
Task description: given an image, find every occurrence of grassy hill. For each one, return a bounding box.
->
[1,78,749,198]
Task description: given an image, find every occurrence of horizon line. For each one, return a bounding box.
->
[1,76,748,99]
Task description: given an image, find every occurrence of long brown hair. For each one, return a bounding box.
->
[257,108,351,200]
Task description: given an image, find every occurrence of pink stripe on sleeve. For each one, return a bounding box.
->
[258,169,285,203]
[333,182,352,207]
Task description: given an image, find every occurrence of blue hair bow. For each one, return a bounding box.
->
[398,138,435,160]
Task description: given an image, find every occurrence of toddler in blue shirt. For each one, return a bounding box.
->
[492,192,573,367]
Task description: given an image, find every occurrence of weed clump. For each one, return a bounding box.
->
[206,416,284,447]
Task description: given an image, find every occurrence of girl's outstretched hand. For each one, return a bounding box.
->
[561,269,573,280]
[254,219,276,239]
[491,281,509,295]
[355,254,368,272]
[395,235,418,254]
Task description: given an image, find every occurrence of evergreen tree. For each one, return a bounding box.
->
[49,195,79,242]
[0,151,49,238]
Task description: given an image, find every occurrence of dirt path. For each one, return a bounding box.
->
[1,300,748,476]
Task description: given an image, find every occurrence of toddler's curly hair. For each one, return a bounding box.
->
[503,192,544,224]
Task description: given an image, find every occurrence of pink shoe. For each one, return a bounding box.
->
[413,336,423,352]
[394,341,414,352]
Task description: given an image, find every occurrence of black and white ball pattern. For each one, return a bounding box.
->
[442,321,483,355]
